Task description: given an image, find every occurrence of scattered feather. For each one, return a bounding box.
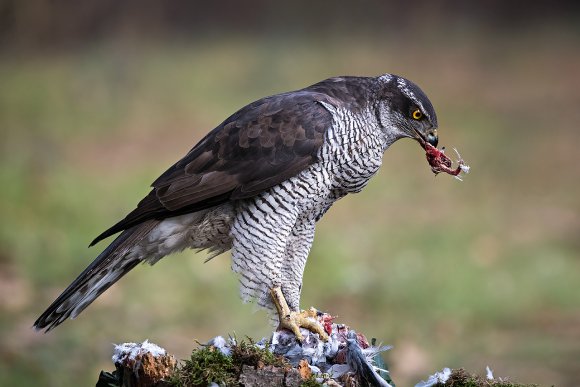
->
[415,367,452,387]
[486,366,494,380]
[112,339,166,364]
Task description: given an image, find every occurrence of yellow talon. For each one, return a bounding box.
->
[270,287,329,341]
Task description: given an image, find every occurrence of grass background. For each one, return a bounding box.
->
[1,2,579,386]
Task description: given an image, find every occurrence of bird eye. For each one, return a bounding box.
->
[412,109,423,120]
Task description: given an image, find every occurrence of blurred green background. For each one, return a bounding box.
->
[1,1,579,386]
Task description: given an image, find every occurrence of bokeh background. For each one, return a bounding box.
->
[1,1,579,386]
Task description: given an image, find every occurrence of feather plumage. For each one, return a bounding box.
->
[90,90,333,246]
[34,221,158,331]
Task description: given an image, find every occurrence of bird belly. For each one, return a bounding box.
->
[141,204,235,264]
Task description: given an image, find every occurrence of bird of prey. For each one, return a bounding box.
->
[34,74,441,339]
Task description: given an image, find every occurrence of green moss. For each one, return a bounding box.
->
[440,369,538,387]
[172,346,237,387]
[231,338,289,369]
[172,338,292,387]
[299,375,321,387]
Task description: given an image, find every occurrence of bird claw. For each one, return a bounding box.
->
[280,308,329,342]
[270,287,329,342]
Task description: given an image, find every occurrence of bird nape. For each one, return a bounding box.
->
[33,73,468,339]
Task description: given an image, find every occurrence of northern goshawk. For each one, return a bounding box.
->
[34,74,444,339]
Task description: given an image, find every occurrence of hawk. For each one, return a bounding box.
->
[34,74,440,339]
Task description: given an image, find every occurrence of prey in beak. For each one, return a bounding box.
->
[413,128,470,180]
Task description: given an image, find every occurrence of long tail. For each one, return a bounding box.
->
[33,220,158,332]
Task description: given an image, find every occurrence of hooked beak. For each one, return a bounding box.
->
[413,128,438,149]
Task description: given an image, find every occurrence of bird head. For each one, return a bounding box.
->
[374,74,438,149]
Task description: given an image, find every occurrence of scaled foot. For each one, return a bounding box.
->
[270,287,329,342]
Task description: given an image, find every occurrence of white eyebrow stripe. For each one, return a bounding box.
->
[379,73,394,83]
[397,78,431,121]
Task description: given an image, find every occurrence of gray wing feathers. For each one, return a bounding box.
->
[89,90,333,246]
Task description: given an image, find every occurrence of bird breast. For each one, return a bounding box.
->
[320,107,385,193]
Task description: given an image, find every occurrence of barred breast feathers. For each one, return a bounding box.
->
[317,102,386,193]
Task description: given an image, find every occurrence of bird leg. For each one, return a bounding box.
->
[270,286,329,342]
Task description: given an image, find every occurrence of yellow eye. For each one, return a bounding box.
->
[412,109,423,120]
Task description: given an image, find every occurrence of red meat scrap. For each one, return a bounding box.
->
[424,143,470,180]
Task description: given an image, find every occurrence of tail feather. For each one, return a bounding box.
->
[33,221,158,332]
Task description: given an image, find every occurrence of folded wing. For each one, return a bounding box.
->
[90,90,334,246]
